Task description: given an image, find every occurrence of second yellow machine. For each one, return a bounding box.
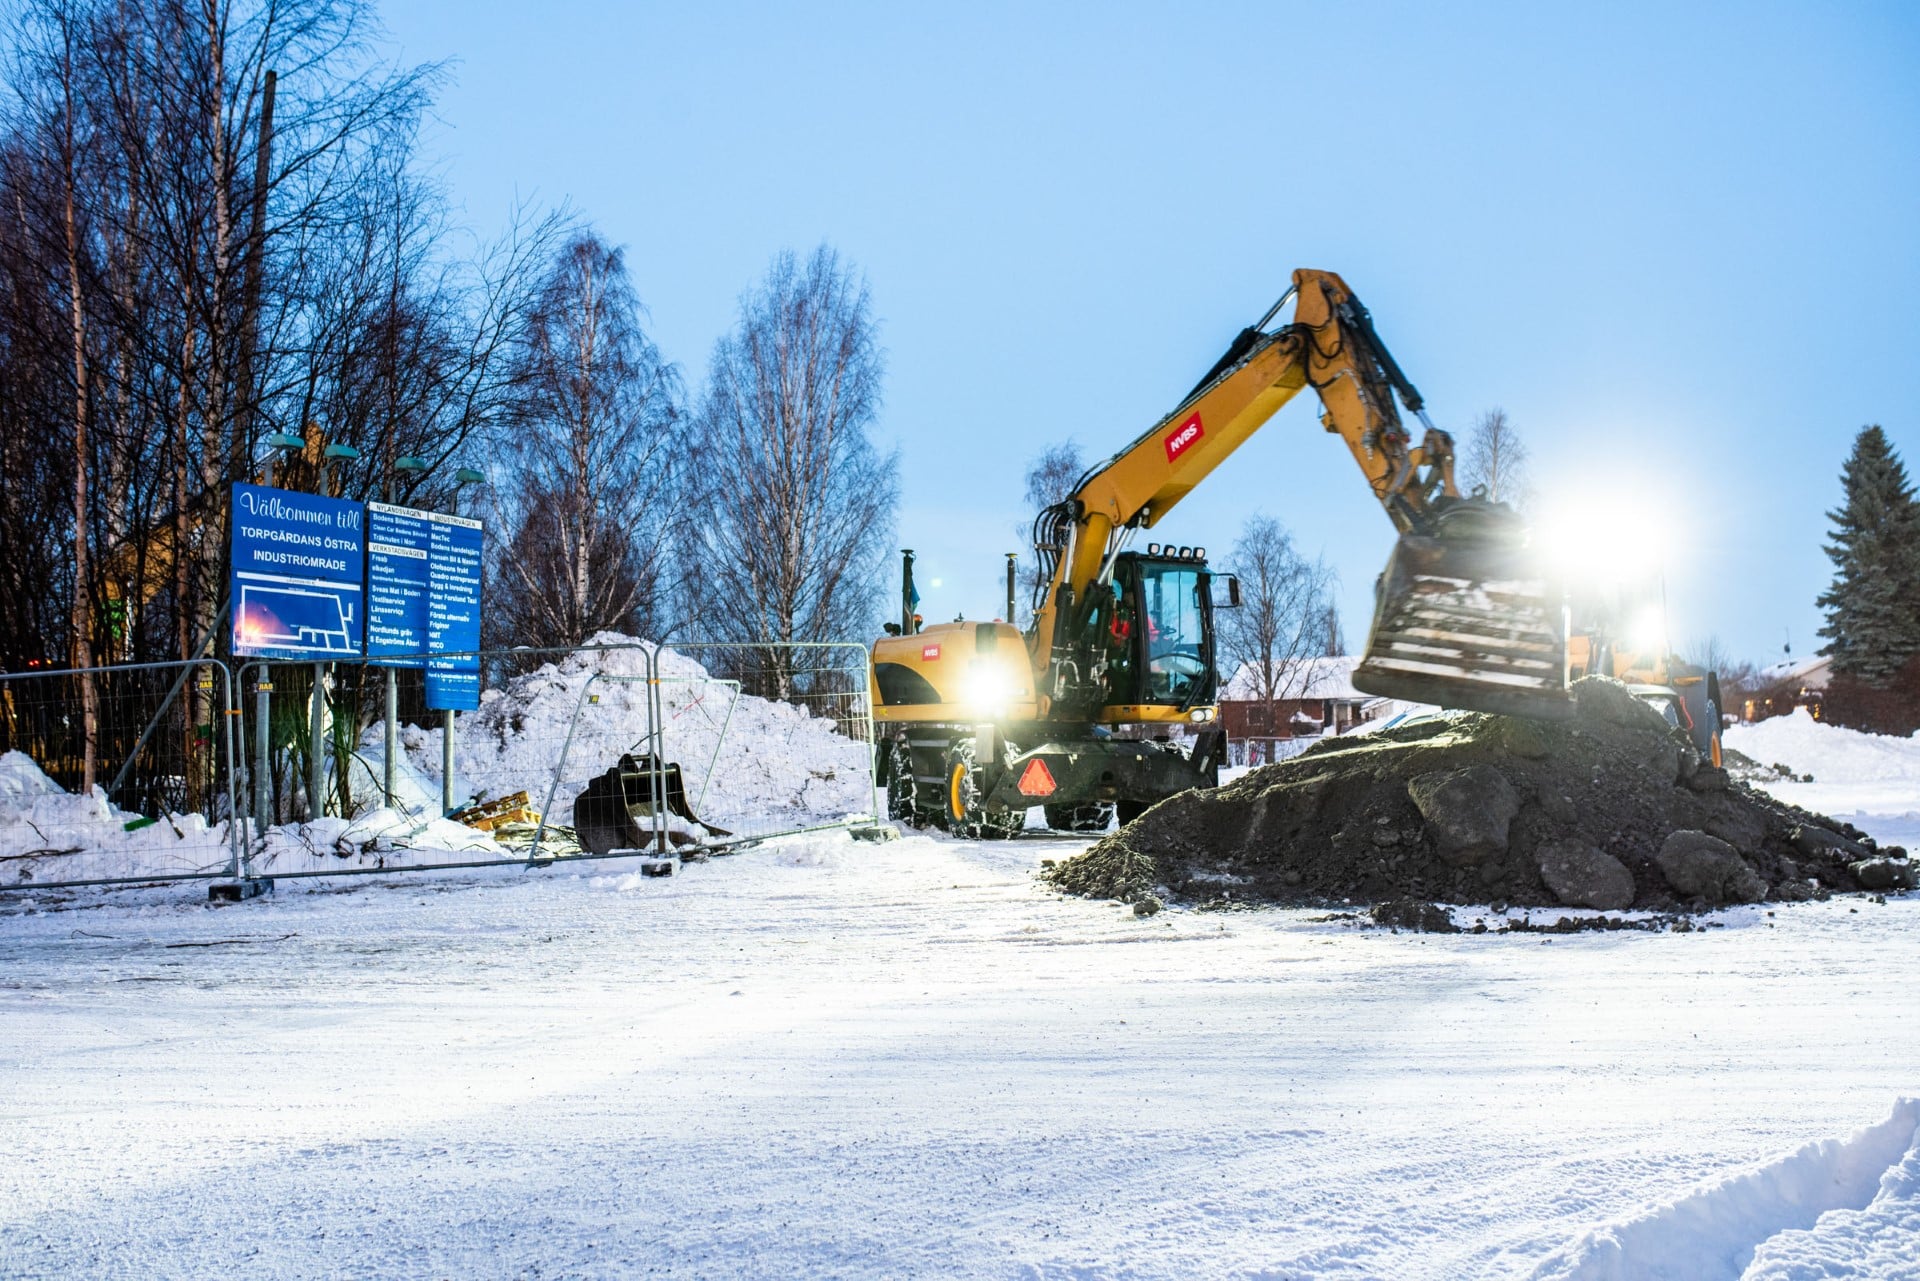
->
[870,269,1570,837]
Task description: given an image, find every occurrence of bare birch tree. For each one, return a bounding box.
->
[1460,407,1530,507]
[1017,438,1082,626]
[1218,513,1335,745]
[685,244,896,698]
[489,230,681,647]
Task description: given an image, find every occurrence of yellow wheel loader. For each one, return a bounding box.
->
[870,269,1570,836]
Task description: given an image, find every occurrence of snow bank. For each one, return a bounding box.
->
[399,633,873,833]
[0,750,232,885]
[250,807,505,875]
[1727,709,1920,798]
[1727,709,1920,851]
[1745,1108,1920,1278]
[3,634,876,885]
[1532,1098,1920,1280]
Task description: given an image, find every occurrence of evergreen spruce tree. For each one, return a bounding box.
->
[1817,425,1920,684]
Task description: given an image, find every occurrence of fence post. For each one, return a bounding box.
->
[649,645,667,853]
[442,709,455,814]
[384,668,398,807]
[254,668,272,840]
[216,663,239,878]
[308,661,325,821]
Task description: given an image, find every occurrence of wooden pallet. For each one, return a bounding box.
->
[448,791,541,832]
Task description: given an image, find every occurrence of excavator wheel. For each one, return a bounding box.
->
[881,738,930,829]
[944,741,1023,841]
[1044,802,1114,834]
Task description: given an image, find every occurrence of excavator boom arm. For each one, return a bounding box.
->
[1028,269,1570,720]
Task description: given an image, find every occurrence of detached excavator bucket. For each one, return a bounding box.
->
[1353,513,1573,721]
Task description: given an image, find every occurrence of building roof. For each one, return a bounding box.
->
[1221,655,1365,702]
[1758,654,1832,690]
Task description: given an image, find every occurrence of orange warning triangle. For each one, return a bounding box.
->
[1016,757,1057,798]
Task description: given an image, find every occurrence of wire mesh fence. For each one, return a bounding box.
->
[649,642,879,852]
[1,639,882,892]
[0,660,240,889]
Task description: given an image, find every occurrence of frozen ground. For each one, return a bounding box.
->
[1,709,1916,1278]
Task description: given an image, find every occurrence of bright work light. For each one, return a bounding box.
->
[963,660,1019,715]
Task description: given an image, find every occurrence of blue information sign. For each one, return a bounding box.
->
[366,502,433,663]
[425,514,484,711]
[230,483,366,659]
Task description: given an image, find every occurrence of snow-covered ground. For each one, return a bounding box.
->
[1,706,1916,1278]
[1728,708,1920,853]
[0,830,1914,1279]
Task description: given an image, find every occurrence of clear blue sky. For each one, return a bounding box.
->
[384,1,1918,666]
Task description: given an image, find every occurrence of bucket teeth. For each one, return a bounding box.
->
[1355,528,1573,721]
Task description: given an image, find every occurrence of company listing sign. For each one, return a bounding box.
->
[230,484,366,660]
[366,502,433,660]
[425,513,483,711]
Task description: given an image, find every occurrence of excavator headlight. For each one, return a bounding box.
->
[963,661,1019,715]
[1189,708,1214,723]
[1147,543,1161,556]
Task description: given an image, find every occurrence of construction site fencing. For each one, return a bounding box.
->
[2,639,880,893]
[530,641,880,860]
[231,643,654,881]
[0,659,241,891]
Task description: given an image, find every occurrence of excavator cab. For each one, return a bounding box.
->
[1101,550,1222,711]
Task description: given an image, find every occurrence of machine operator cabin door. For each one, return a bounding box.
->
[1112,558,1210,707]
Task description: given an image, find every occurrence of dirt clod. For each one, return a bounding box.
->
[1535,839,1635,911]
[1656,831,1766,905]
[1044,677,1906,916]
[1406,765,1518,865]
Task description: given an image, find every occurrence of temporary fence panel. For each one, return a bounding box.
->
[645,642,880,852]
[3,638,881,894]
[233,644,658,879]
[0,660,240,890]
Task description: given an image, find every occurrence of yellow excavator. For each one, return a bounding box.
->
[871,269,1570,836]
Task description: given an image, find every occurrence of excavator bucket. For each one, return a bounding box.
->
[1353,511,1574,721]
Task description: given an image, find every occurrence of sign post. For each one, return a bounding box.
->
[230,484,366,822]
[230,483,483,824]
[367,502,433,805]
[427,513,483,813]
[364,501,483,814]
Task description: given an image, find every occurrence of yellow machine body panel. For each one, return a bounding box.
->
[871,621,1039,724]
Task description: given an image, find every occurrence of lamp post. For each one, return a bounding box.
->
[319,442,359,497]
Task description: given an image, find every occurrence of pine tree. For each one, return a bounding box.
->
[1817,425,1920,684]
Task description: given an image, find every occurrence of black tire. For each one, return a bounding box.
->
[882,738,926,827]
[943,740,1023,840]
[1043,802,1114,834]
[1116,799,1152,826]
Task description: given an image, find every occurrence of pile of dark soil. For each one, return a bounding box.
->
[1046,678,1915,916]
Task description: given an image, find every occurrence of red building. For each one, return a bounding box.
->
[1216,656,1410,764]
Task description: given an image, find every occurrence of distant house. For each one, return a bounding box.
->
[1748,654,1831,722]
[1217,656,1394,763]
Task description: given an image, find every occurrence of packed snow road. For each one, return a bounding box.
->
[2,830,1917,1280]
